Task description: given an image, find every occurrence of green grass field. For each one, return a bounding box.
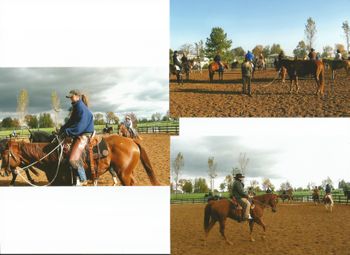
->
[0,120,179,137]
[171,189,345,200]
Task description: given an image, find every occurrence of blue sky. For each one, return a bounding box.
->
[171,0,350,56]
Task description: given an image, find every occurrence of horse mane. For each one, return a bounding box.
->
[18,141,59,162]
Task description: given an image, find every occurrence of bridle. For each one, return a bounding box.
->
[4,137,65,187]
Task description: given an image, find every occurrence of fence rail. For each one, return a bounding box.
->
[0,124,179,139]
[171,194,350,205]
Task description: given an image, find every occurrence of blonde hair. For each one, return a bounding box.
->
[81,94,89,107]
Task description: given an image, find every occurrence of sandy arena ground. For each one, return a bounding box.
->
[171,203,350,255]
[170,69,350,117]
[0,134,170,186]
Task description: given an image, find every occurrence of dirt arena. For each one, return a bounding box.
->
[171,203,350,255]
[170,69,350,117]
[0,134,170,186]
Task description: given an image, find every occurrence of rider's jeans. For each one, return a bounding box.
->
[77,166,87,182]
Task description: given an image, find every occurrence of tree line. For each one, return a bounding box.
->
[171,17,350,63]
[1,88,175,129]
[171,151,347,195]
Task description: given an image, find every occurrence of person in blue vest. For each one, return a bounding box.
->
[60,89,94,186]
[245,50,254,62]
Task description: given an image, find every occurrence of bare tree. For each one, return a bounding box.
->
[342,21,350,52]
[51,90,61,128]
[262,178,274,191]
[172,152,184,193]
[238,152,249,174]
[208,156,218,193]
[322,176,333,188]
[106,112,119,125]
[180,43,194,56]
[305,17,317,50]
[17,89,29,126]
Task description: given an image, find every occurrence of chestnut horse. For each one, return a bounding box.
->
[208,62,229,82]
[323,59,350,80]
[118,123,142,140]
[204,193,278,244]
[0,135,159,186]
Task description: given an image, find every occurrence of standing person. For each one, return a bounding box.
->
[181,52,188,64]
[241,57,253,96]
[308,48,317,60]
[325,183,334,205]
[245,50,254,62]
[231,173,253,221]
[60,89,94,186]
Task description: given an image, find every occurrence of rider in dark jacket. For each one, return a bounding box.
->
[60,90,94,186]
[173,51,182,70]
[231,173,252,221]
[214,53,223,71]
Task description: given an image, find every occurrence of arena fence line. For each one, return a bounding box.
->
[171,194,349,205]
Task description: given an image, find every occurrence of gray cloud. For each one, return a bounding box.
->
[0,67,168,121]
[171,136,282,180]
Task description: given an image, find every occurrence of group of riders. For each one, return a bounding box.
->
[172,48,350,96]
[229,172,334,222]
[5,90,138,186]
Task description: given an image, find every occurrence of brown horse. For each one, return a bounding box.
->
[208,62,229,82]
[278,193,293,203]
[276,59,325,95]
[204,193,278,244]
[312,190,321,204]
[323,59,350,80]
[118,123,142,140]
[0,135,159,186]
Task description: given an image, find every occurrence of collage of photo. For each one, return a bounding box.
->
[0,0,350,254]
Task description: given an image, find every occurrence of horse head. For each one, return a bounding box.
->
[268,194,278,212]
[0,140,20,177]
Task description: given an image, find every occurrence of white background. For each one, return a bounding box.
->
[0,0,170,254]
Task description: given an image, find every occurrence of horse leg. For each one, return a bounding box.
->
[219,218,232,245]
[204,218,217,246]
[295,76,299,93]
[10,172,17,186]
[289,78,293,93]
[25,169,35,184]
[249,219,255,242]
[109,167,119,186]
[254,217,267,240]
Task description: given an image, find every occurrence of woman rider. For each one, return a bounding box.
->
[60,89,94,186]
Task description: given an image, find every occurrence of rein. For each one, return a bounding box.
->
[10,138,65,187]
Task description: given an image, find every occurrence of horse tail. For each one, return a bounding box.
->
[134,141,160,185]
[204,203,212,231]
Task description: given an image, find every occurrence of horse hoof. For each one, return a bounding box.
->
[261,236,266,240]
[226,241,233,245]
[250,238,255,242]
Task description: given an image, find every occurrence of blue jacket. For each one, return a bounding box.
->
[245,52,254,61]
[60,100,94,137]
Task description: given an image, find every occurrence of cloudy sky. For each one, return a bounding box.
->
[171,136,350,189]
[0,67,168,122]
